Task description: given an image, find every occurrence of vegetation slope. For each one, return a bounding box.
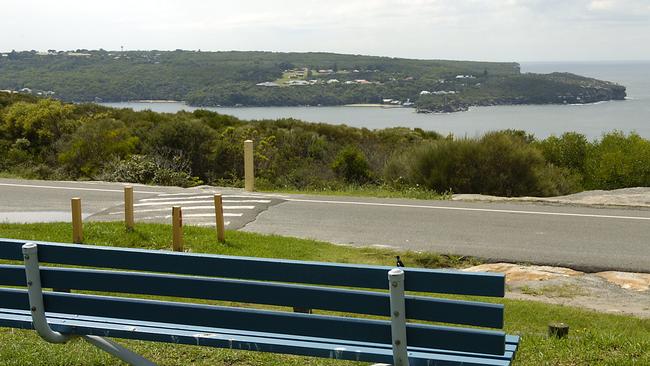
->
[0,50,626,112]
[1,92,649,197]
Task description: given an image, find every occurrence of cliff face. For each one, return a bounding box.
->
[416,72,627,113]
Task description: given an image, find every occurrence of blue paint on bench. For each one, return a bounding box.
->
[0,238,520,365]
[0,238,506,296]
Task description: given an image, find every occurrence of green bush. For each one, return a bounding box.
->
[57,118,138,178]
[387,131,575,196]
[331,145,373,184]
[100,154,202,188]
[584,131,650,189]
[477,131,548,196]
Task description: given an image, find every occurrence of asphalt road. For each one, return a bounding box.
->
[0,179,283,230]
[1,178,649,272]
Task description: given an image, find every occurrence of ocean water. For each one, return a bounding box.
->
[100,61,650,140]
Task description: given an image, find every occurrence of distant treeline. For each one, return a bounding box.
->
[0,50,625,111]
[1,92,648,196]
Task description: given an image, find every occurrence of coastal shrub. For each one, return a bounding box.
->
[389,131,575,196]
[584,131,650,189]
[476,131,548,196]
[1,99,78,158]
[331,145,373,184]
[406,139,482,193]
[536,132,589,176]
[100,154,202,188]
[143,118,218,181]
[57,118,138,178]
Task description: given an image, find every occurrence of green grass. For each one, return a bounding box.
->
[1,222,649,365]
[260,184,450,200]
[520,284,590,298]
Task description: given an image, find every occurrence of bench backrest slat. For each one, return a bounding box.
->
[0,239,505,297]
[0,288,506,356]
[0,265,504,328]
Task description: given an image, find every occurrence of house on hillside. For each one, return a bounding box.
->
[287,80,309,86]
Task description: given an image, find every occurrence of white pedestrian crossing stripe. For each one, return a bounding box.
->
[139,213,242,220]
[111,191,279,229]
[133,199,271,207]
[107,206,255,215]
[139,195,265,202]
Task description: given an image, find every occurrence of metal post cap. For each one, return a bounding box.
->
[22,242,37,253]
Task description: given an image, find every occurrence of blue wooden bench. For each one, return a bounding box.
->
[0,238,519,365]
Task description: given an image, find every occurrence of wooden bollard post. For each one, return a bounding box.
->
[172,206,183,252]
[214,194,225,243]
[548,322,569,339]
[244,139,254,192]
[124,185,134,231]
[71,197,83,244]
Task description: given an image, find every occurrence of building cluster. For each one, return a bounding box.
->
[419,90,457,95]
[257,78,378,87]
[3,87,56,96]
[381,98,414,106]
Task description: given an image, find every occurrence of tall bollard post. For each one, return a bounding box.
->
[214,194,226,243]
[124,185,134,231]
[172,206,183,252]
[244,139,254,192]
[71,198,83,244]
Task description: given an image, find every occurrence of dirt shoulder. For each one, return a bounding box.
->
[453,187,650,208]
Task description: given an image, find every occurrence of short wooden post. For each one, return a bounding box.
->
[244,139,254,192]
[548,322,569,339]
[71,198,83,244]
[214,194,225,243]
[124,185,134,231]
[172,206,183,252]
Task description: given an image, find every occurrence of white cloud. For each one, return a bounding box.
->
[1,0,649,61]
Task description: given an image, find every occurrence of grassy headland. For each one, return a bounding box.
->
[0,50,624,112]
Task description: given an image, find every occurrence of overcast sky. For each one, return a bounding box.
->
[3,0,649,62]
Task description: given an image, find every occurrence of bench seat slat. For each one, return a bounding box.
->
[0,264,504,328]
[0,308,517,366]
[0,307,520,357]
[0,239,505,297]
[0,288,507,355]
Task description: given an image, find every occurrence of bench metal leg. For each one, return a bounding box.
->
[22,243,158,366]
[83,335,158,366]
[22,243,75,344]
[388,268,409,366]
